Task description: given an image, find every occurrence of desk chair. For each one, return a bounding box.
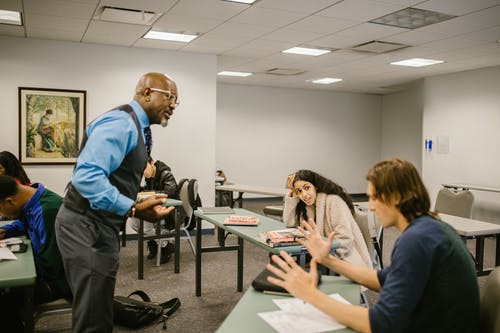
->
[354,206,383,269]
[262,205,284,221]
[480,266,500,333]
[435,188,474,218]
[178,179,199,255]
[34,298,72,332]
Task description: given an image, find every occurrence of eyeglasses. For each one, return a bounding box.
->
[149,88,180,106]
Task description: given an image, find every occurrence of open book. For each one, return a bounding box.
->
[259,228,305,247]
[223,215,259,226]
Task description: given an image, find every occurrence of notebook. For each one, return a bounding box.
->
[223,215,259,226]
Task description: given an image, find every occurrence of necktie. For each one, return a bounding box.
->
[144,126,152,155]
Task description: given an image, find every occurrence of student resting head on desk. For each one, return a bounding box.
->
[0,175,72,330]
[269,159,479,333]
[0,150,31,186]
[284,169,371,269]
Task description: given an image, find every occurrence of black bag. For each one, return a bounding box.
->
[113,290,180,330]
[252,264,322,295]
[177,178,202,231]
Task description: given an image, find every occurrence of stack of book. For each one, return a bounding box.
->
[259,228,305,247]
[223,215,259,226]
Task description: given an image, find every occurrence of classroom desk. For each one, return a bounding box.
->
[137,198,184,280]
[0,221,36,333]
[440,213,500,276]
[194,208,340,297]
[217,276,360,333]
[215,184,290,208]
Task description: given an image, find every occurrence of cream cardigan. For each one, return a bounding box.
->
[283,193,372,268]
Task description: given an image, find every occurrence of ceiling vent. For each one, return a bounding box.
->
[351,41,408,53]
[97,6,161,25]
[370,7,456,29]
[265,68,306,76]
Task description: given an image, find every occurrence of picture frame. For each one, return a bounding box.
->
[19,87,86,165]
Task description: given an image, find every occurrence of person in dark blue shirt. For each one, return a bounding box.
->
[267,158,479,333]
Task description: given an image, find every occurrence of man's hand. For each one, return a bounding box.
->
[297,218,335,265]
[266,251,319,300]
[0,228,6,240]
[134,194,174,222]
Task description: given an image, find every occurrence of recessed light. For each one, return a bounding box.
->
[0,10,22,26]
[217,71,253,77]
[310,78,343,84]
[143,31,198,42]
[221,0,257,3]
[390,58,444,67]
[282,47,331,56]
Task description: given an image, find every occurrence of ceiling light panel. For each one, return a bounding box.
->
[221,0,257,4]
[217,71,253,77]
[0,10,22,25]
[282,47,331,56]
[311,78,343,84]
[370,7,456,29]
[143,31,198,42]
[390,58,444,67]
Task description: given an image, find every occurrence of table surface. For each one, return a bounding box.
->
[0,221,37,288]
[217,275,360,333]
[194,208,340,255]
[440,213,500,236]
[216,184,290,197]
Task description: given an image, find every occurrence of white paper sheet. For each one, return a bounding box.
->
[0,247,18,260]
[258,293,349,333]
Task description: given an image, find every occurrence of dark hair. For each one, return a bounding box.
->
[0,151,31,185]
[147,156,153,163]
[292,169,354,223]
[366,158,436,222]
[0,175,19,200]
[46,109,53,115]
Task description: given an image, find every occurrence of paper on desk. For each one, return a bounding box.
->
[0,237,23,246]
[0,247,17,260]
[258,293,349,333]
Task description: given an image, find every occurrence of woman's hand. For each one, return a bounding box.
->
[297,218,335,265]
[286,173,295,196]
[266,251,319,300]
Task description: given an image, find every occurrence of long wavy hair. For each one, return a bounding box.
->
[0,151,30,185]
[292,169,354,223]
[366,158,437,222]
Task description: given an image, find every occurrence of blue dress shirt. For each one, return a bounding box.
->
[71,100,150,216]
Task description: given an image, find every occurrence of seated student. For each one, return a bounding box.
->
[283,170,371,268]
[268,159,479,333]
[130,157,178,264]
[0,151,31,185]
[0,175,72,329]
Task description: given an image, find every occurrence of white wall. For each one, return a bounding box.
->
[0,36,217,205]
[216,83,382,194]
[422,65,500,222]
[381,82,423,172]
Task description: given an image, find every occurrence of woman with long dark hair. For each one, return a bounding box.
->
[0,151,31,185]
[283,169,371,268]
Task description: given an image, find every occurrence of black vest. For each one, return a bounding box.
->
[63,104,148,230]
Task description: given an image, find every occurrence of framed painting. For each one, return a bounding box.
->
[19,87,86,164]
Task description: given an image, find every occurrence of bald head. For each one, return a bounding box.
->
[135,72,174,96]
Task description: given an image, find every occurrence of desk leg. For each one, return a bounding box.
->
[175,209,180,274]
[138,218,144,280]
[237,237,244,292]
[496,234,500,267]
[24,285,34,333]
[196,216,202,297]
[475,237,484,273]
[237,192,243,208]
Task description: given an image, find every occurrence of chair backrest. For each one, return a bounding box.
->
[178,179,201,230]
[434,188,474,218]
[480,266,500,333]
[353,208,372,254]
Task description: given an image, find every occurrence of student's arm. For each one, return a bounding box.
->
[0,220,25,239]
[267,253,372,333]
[327,196,355,258]
[298,218,381,291]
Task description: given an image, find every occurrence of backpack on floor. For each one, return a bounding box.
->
[113,290,180,330]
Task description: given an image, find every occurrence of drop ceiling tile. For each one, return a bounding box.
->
[459,26,500,43]
[286,15,359,34]
[206,21,275,39]
[311,33,367,49]
[83,20,149,46]
[231,54,298,72]
[25,14,89,33]
[152,14,223,34]
[133,38,185,50]
[99,0,177,13]
[255,0,343,14]
[24,0,96,19]
[381,30,450,45]
[0,0,23,11]
[261,28,324,44]
[181,35,246,54]
[372,0,424,5]
[337,22,408,41]
[421,36,491,53]
[223,39,295,57]
[231,6,305,27]
[0,24,25,37]
[166,0,248,21]
[318,0,406,22]
[414,0,500,16]
[27,28,84,41]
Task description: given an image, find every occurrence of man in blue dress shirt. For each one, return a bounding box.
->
[55,72,179,333]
